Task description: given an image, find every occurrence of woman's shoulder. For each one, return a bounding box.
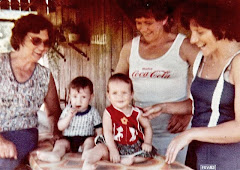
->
[36,63,50,71]
[36,63,51,76]
[122,39,134,52]
[122,35,141,50]
[181,36,198,51]
[180,37,200,65]
[231,53,240,70]
[227,52,240,84]
[32,63,51,86]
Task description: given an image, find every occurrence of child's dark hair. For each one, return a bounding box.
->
[69,76,93,94]
[107,73,133,93]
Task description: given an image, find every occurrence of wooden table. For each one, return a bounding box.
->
[29,135,192,170]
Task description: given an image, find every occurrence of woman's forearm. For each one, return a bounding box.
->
[189,120,240,144]
[143,98,192,119]
[164,98,192,115]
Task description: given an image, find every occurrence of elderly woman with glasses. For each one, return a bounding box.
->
[0,14,61,169]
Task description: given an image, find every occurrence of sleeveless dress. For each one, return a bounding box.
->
[186,51,240,170]
[129,34,189,163]
[0,53,50,169]
[105,105,156,157]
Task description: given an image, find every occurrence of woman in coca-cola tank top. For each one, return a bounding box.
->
[115,0,199,164]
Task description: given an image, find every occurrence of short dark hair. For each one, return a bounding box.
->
[126,0,180,32]
[107,73,133,93]
[180,0,240,41]
[11,14,54,50]
[69,76,93,94]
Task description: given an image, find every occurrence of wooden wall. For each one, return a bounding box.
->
[43,0,136,114]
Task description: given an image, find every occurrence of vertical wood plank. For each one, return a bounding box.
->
[70,46,83,80]
[47,0,135,114]
[88,0,106,114]
[59,44,71,104]
[108,0,123,73]
[103,0,112,108]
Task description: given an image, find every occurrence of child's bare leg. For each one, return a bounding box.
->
[82,143,109,170]
[82,143,108,162]
[133,156,149,163]
[120,155,134,166]
[82,137,95,154]
[121,156,149,165]
[37,139,70,162]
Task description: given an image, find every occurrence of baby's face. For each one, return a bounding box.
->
[107,81,133,110]
[70,87,92,112]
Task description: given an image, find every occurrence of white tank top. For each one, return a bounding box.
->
[129,33,189,108]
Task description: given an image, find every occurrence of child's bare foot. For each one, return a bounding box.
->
[82,161,96,170]
[82,144,108,162]
[37,151,61,162]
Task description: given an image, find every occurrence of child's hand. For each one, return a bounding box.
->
[142,143,152,152]
[109,148,120,163]
[68,108,78,117]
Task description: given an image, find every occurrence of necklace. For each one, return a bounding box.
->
[199,57,213,78]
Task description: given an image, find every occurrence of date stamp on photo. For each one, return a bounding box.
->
[200,164,216,170]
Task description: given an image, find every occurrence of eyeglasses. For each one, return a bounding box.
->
[29,36,50,48]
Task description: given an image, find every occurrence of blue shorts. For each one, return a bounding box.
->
[0,128,38,170]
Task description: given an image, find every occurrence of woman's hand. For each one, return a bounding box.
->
[168,114,192,133]
[165,130,193,164]
[143,99,192,132]
[109,148,120,163]
[0,136,17,159]
[142,103,166,119]
[142,143,152,152]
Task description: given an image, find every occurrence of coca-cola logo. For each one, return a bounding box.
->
[131,70,170,78]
